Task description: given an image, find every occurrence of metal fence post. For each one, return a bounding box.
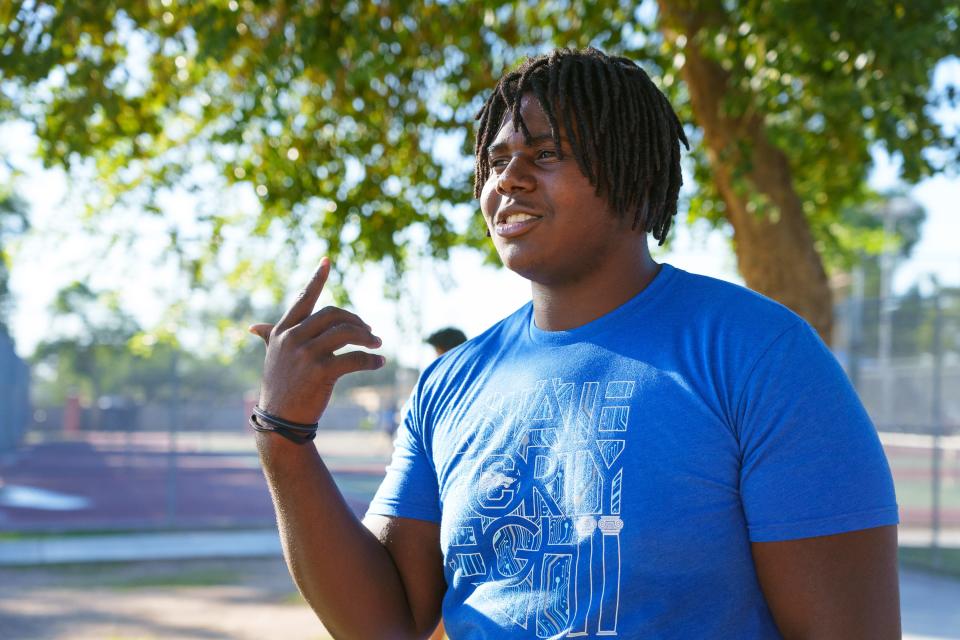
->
[165,351,181,527]
[848,265,865,390]
[930,284,943,566]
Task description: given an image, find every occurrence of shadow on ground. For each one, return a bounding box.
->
[0,556,332,640]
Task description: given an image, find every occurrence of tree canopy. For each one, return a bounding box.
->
[1,0,957,341]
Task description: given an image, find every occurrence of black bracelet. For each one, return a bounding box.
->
[249,414,317,444]
[252,406,319,431]
[250,406,318,445]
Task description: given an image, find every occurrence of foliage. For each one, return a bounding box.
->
[855,285,960,359]
[29,278,411,407]
[30,281,265,405]
[1,0,508,294]
[837,193,926,304]
[0,0,956,312]
[657,1,958,271]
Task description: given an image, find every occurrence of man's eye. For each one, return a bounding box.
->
[538,149,559,160]
[490,158,509,170]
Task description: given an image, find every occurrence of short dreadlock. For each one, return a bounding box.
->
[474,47,689,245]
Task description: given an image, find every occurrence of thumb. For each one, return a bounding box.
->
[248,323,275,344]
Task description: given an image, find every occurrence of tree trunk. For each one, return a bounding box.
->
[657,2,834,343]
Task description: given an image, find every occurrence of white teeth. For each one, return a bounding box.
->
[502,213,536,224]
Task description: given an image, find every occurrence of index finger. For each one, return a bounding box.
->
[276,257,331,331]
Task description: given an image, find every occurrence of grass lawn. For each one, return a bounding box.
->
[899,546,960,579]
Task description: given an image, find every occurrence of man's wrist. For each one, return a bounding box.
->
[249,406,318,445]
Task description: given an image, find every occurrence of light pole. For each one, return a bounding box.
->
[875,197,920,430]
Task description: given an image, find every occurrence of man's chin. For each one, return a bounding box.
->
[499,252,552,285]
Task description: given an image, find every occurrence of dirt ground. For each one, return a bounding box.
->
[0,556,333,640]
[3,556,960,639]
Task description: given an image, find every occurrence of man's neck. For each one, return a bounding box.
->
[530,246,661,332]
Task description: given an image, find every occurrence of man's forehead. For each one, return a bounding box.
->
[489,121,553,146]
[489,98,565,148]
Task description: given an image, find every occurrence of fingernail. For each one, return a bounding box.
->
[373,335,382,346]
[377,355,386,367]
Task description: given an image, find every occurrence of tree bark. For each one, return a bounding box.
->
[657,2,834,343]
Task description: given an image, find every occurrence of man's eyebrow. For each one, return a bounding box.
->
[486,133,567,155]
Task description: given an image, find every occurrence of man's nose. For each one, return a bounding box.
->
[496,156,535,195]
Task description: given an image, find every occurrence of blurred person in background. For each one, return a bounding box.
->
[425,327,468,358]
[249,48,900,638]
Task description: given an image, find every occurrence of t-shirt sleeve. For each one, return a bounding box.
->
[736,321,899,542]
[365,393,441,523]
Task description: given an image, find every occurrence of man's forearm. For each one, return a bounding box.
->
[256,431,417,638]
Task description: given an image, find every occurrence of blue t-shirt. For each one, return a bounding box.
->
[367,264,898,639]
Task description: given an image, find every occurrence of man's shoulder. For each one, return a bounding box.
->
[665,266,803,337]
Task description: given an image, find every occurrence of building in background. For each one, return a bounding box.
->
[0,329,30,456]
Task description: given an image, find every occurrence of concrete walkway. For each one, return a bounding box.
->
[0,529,281,565]
[1,530,958,637]
[901,567,960,639]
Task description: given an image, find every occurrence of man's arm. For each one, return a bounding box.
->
[257,433,445,638]
[250,257,445,638]
[751,525,900,639]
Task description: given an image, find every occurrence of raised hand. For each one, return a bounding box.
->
[249,257,384,424]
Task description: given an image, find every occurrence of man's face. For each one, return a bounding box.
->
[479,95,634,286]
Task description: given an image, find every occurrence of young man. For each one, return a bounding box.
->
[249,48,900,639]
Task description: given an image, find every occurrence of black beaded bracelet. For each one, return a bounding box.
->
[249,406,319,445]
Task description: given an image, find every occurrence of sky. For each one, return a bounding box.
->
[3,61,959,372]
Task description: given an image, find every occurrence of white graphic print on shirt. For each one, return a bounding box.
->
[445,377,633,637]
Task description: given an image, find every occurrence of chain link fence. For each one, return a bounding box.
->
[0,384,403,534]
[2,293,957,559]
[835,288,960,557]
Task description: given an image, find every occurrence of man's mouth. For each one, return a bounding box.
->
[494,211,542,238]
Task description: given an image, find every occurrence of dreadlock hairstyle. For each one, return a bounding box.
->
[474,47,689,245]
